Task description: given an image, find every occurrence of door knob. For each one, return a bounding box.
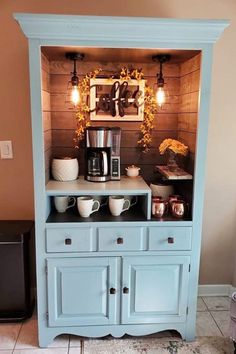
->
[123,287,129,294]
[65,238,72,245]
[117,237,124,244]
[109,287,116,294]
[167,237,174,244]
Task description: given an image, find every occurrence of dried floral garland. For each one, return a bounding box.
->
[74,67,157,152]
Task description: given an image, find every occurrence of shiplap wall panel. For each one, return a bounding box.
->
[51,112,178,131]
[41,52,52,182]
[49,60,180,77]
[49,59,180,182]
[178,54,201,162]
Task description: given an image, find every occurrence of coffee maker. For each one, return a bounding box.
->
[85,127,121,182]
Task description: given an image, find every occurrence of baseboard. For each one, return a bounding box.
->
[198,284,236,297]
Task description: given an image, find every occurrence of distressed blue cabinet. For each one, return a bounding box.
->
[122,256,190,324]
[14,12,228,347]
[47,255,190,328]
[47,257,119,326]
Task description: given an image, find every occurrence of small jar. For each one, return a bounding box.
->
[125,165,140,177]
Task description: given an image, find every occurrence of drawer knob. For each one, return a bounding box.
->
[109,287,116,295]
[168,237,174,244]
[65,238,72,245]
[123,287,129,294]
[117,237,124,244]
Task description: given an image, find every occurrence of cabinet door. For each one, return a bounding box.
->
[121,256,190,324]
[47,257,118,327]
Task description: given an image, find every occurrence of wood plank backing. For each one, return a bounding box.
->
[178,53,200,159]
[50,75,180,94]
[178,113,197,133]
[180,53,201,77]
[41,52,50,73]
[51,111,178,131]
[41,52,52,181]
[178,131,196,154]
[50,92,179,114]
[42,90,51,112]
[43,112,51,132]
[44,130,52,152]
[52,129,177,149]
[50,60,180,77]
[180,70,200,95]
[179,92,199,113]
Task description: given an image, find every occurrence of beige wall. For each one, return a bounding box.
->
[0,0,236,285]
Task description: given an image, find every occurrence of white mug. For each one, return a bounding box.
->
[109,196,130,216]
[77,196,100,217]
[54,196,76,213]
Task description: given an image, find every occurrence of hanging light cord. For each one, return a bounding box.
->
[71,58,79,87]
[157,60,164,88]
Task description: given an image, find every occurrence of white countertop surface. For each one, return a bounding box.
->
[46,176,151,196]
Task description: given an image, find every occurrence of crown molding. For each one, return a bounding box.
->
[14,13,229,46]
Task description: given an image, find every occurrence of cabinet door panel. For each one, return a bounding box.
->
[47,257,118,326]
[122,256,190,324]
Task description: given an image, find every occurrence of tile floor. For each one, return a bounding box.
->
[0,296,232,353]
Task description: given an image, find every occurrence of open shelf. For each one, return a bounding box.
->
[46,176,151,196]
[46,203,147,223]
[155,166,193,180]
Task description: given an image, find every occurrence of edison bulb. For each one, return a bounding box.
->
[71,86,80,106]
[156,87,165,107]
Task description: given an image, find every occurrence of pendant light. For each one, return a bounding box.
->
[65,52,84,106]
[152,54,171,108]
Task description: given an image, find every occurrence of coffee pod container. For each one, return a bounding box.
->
[52,157,79,181]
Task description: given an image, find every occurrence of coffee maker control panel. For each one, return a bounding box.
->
[111,157,120,180]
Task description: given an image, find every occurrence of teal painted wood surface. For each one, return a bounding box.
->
[148,226,192,251]
[47,257,118,326]
[122,256,190,324]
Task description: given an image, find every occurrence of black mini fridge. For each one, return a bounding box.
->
[0,220,35,322]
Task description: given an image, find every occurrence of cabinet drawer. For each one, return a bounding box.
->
[148,227,192,251]
[46,227,93,253]
[98,227,145,251]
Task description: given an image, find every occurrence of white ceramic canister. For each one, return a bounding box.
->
[51,157,79,181]
[150,183,174,199]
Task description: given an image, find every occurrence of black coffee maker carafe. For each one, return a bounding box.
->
[85,127,121,182]
[87,151,108,178]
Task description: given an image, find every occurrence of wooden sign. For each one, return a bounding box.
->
[90,78,145,121]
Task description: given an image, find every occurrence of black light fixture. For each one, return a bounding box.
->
[65,52,84,106]
[152,54,171,108]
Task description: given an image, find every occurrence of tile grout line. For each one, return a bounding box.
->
[68,334,71,354]
[201,296,228,337]
[209,310,225,337]
[81,339,84,354]
[12,322,23,353]
[201,296,209,310]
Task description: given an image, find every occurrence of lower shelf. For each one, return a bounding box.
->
[47,204,147,223]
